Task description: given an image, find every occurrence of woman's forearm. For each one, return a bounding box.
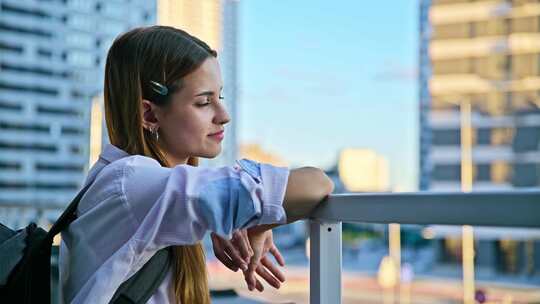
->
[282,167,334,223]
[249,167,333,234]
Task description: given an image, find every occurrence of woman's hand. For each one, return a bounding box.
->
[211,229,286,291]
[211,230,252,272]
[244,227,286,292]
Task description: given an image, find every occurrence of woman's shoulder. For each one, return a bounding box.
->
[88,154,164,190]
[103,154,163,175]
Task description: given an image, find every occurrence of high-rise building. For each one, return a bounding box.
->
[419,0,540,277]
[420,0,540,191]
[0,0,156,228]
[239,143,288,167]
[157,0,239,167]
[338,148,390,192]
[220,0,239,166]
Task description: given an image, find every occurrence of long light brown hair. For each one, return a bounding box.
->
[103,26,217,304]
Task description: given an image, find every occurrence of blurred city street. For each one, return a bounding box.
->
[209,262,540,304]
[206,242,540,304]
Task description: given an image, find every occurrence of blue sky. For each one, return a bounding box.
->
[238,0,419,191]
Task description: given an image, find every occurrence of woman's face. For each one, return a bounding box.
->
[143,57,230,165]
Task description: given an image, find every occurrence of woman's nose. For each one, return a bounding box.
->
[214,103,231,125]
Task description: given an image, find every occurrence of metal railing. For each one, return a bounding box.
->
[308,190,540,304]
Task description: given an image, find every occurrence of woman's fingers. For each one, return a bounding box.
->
[261,256,285,283]
[246,237,265,291]
[223,240,248,271]
[269,245,286,267]
[243,251,285,291]
[255,278,264,292]
[242,229,254,257]
[255,263,281,289]
[211,233,238,272]
[244,274,264,292]
[211,232,248,272]
[232,230,253,263]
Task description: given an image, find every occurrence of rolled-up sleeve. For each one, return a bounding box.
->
[121,156,289,249]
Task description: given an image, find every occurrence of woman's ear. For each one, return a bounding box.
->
[141,99,159,130]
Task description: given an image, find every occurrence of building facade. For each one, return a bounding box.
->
[0,0,156,228]
[419,0,540,277]
[420,0,540,191]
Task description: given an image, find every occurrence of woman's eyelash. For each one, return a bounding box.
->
[196,96,224,107]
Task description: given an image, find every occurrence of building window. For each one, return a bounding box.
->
[37,48,53,58]
[432,129,461,146]
[513,163,539,187]
[433,164,461,181]
[0,182,79,191]
[0,63,68,78]
[0,100,23,112]
[492,127,513,145]
[0,161,22,171]
[0,121,49,133]
[35,163,83,172]
[0,23,52,38]
[0,81,58,96]
[477,128,491,145]
[0,41,23,53]
[476,164,491,181]
[0,141,57,152]
[37,105,81,117]
[0,3,50,19]
[491,161,510,184]
[61,126,84,135]
[513,126,540,152]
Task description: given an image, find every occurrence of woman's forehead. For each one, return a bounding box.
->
[180,79,222,96]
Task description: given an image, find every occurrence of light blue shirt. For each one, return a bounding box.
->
[59,144,289,304]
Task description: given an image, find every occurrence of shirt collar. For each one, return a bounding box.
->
[99,143,130,164]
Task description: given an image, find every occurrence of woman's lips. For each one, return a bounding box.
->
[208,130,224,141]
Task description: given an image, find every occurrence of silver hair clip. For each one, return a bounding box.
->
[149,80,169,96]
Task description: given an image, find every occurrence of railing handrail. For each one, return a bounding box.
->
[311,190,540,228]
[2,190,539,225]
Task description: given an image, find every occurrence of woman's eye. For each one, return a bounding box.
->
[196,95,223,107]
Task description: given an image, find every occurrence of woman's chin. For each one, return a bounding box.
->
[200,147,222,159]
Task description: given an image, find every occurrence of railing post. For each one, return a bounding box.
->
[310,220,342,304]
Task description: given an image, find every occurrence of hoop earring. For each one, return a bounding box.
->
[150,126,159,141]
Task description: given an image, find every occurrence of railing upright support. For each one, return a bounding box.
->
[309,220,342,304]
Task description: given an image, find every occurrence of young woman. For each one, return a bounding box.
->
[59,26,334,304]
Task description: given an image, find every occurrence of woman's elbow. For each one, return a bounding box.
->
[304,166,334,198]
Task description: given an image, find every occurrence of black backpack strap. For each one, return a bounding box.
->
[109,247,173,304]
[43,182,94,244]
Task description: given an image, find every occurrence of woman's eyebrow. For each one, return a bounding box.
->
[194,91,214,97]
[194,87,223,97]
